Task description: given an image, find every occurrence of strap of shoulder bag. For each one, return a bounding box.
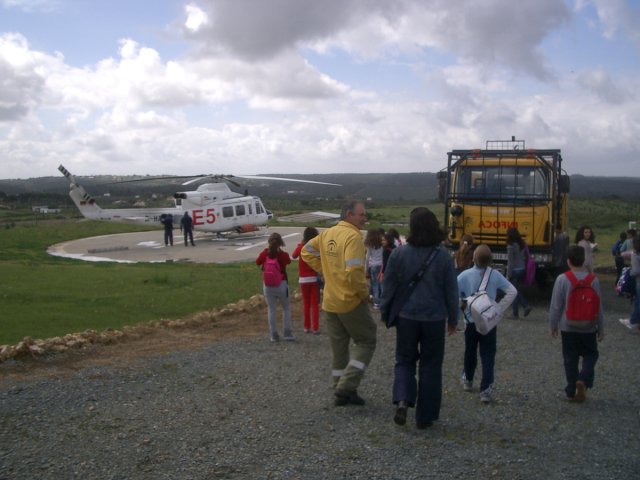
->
[407,246,440,289]
[478,267,492,292]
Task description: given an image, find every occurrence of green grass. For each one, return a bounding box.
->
[0,221,282,345]
[568,198,640,269]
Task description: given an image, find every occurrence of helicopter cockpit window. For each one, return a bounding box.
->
[222,206,234,218]
[235,205,246,216]
[255,202,264,214]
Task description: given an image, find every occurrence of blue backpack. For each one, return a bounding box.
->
[616,267,637,299]
[611,240,623,257]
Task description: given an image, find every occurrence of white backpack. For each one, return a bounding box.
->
[465,268,500,335]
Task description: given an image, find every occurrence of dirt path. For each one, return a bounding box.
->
[0,302,275,385]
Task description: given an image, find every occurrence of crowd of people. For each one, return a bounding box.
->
[252,200,635,430]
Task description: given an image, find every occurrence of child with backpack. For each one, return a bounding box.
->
[549,245,604,403]
[457,244,517,404]
[292,226,321,334]
[256,232,294,342]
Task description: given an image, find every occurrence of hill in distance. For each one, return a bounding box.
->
[1,172,639,202]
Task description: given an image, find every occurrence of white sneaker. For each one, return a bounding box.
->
[480,387,492,404]
[619,318,639,332]
[461,372,473,392]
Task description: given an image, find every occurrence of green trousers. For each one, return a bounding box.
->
[324,302,377,392]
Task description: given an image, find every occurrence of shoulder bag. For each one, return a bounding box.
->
[465,268,501,335]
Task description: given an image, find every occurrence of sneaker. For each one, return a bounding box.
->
[480,387,492,404]
[283,334,295,341]
[461,372,473,392]
[573,380,586,403]
[270,334,280,343]
[619,318,640,332]
[334,389,366,406]
[416,421,433,429]
[304,329,311,334]
[394,401,408,426]
[524,306,533,317]
[312,330,321,335]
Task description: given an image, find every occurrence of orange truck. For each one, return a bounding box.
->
[438,138,571,283]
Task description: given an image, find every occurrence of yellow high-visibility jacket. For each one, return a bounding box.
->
[301,220,369,313]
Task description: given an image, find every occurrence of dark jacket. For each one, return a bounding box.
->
[380,245,459,326]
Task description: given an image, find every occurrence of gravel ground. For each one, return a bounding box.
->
[1,273,639,480]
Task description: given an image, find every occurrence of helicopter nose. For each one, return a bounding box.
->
[266,210,273,220]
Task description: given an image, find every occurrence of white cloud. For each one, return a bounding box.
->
[577,0,640,48]
[186,0,570,79]
[184,3,208,33]
[0,33,47,121]
[577,68,632,104]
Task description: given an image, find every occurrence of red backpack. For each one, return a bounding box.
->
[262,255,282,287]
[564,271,600,329]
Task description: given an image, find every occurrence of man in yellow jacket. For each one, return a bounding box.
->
[302,200,377,406]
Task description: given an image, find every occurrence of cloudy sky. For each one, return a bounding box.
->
[1,0,638,179]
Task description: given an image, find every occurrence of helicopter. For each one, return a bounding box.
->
[58,164,340,236]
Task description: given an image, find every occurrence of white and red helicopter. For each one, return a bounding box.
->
[59,165,340,236]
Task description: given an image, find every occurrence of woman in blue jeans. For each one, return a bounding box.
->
[506,227,532,318]
[365,228,384,308]
[620,235,640,331]
[380,208,459,429]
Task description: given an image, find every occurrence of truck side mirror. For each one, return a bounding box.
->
[559,175,570,193]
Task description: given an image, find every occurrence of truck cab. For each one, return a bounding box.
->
[438,138,571,282]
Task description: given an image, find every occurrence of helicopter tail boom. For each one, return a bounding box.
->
[59,165,103,219]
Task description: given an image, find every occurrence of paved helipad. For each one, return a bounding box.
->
[47,226,308,264]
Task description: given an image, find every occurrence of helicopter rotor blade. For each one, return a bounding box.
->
[98,173,340,188]
[234,175,342,186]
[181,175,241,187]
[103,174,210,185]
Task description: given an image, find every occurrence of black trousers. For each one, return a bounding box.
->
[560,331,599,397]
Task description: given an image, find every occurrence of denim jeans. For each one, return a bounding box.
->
[368,265,382,306]
[560,331,599,397]
[463,322,497,392]
[630,281,640,325]
[263,280,292,339]
[509,268,529,316]
[393,318,446,424]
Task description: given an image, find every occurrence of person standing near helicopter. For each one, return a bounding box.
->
[257,232,294,342]
[160,214,174,247]
[180,211,195,246]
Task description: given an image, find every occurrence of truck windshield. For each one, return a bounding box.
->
[454,166,549,202]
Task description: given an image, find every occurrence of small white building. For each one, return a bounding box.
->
[32,206,61,213]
